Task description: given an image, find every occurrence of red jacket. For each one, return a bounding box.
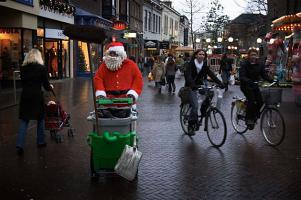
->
[94,59,143,100]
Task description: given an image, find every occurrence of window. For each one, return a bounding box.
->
[159,16,161,33]
[144,10,147,31]
[155,15,158,33]
[170,18,173,36]
[153,14,156,32]
[164,15,168,35]
[148,11,152,31]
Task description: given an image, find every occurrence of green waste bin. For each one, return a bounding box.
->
[88,131,136,170]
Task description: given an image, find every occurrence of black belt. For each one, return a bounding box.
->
[106,89,129,95]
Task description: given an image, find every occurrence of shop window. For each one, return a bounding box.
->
[62,40,69,78]
[78,41,90,73]
[23,29,33,57]
[0,28,21,80]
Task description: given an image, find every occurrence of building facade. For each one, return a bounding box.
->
[0,0,75,86]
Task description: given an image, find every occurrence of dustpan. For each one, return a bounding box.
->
[114,135,142,181]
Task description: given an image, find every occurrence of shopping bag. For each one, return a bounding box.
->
[114,137,142,181]
[229,75,235,85]
[217,74,222,82]
[148,72,154,81]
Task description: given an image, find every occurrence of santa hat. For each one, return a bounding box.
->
[106,42,127,58]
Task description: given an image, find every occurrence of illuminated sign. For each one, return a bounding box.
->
[14,0,33,6]
[0,28,20,34]
[112,21,127,31]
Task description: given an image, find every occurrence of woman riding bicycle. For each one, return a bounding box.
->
[184,49,224,135]
[239,49,273,130]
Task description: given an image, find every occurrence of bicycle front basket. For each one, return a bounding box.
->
[261,88,282,105]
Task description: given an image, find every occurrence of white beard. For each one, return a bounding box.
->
[104,55,124,71]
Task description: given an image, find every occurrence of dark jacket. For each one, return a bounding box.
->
[184,59,222,90]
[239,60,271,89]
[219,57,232,73]
[19,63,52,120]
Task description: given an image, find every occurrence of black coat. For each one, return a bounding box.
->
[19,63,52,120]
[184,59,222,90]
[239,60,272,90]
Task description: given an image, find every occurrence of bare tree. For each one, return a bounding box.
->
[245,0,268,14]
[182,0,204,49]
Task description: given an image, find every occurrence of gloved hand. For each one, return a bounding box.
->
[127,94,135,101]
[96,95,106,100]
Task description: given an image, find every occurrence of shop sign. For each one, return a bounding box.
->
[14,0,33,6]
[144,40,158,48]
[159,41,170,49]
[112,20,127,31]
[45,28,68,40]
[0,28,20,34]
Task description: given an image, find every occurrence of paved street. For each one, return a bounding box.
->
[0,75,301,200]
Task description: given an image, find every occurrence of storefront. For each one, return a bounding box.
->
[144,40,159,57]
[0,28,34,87]
[36,27,70,79]
[75,9,112,77]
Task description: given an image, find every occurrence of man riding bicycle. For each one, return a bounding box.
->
[239,49,273,130]
[184,49,224,135]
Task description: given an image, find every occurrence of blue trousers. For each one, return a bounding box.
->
[16,119,45,148]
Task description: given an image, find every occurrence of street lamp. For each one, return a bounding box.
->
[217,37,223,42]
[228,37,234,43]
[195,38,201,43]
[206,38,211,43]
[256,38,262,44]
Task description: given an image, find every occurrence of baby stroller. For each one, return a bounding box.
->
[45,93,74,143]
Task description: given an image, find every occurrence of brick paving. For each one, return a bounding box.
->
[0,76,301,200]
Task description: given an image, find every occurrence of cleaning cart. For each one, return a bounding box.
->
[87,97,141,180]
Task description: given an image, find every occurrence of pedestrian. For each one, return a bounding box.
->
[165,56,177,93]
[184,49,224,135]
[151,55,165,94]
[137,54,144,73]
[239,49,273,130]
[16,49,53,155]
[94,41,143,116]
[219,53,233,91]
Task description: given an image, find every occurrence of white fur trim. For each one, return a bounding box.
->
[95,90,107,97]
[108,46,125,53]
[127,90,139,100]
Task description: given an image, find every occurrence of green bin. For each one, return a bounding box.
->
[88,131,135,170]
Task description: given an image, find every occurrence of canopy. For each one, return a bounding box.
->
[175,46,194,51]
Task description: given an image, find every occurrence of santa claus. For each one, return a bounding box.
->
[94,42,143,100]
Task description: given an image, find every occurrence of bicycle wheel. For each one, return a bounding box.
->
[206,107,227,147]
[231,102,248,134]
[260,107,285,146]
[180,104,191,134]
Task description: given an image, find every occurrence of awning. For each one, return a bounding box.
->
[175,46,194,51]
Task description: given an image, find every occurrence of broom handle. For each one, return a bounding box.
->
[87,43,100,135]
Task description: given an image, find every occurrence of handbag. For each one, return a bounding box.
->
[177,87,191,103]
[160,77,166,86]
[147,72,154,81]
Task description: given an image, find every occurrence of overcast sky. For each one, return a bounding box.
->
[172,0,248,20]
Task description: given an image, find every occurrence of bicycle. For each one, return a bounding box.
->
[179,85,227,147]
[230,82,285,146]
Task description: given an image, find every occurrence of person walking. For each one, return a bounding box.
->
[16,49,53,155]
[151,55,165,94]
[165,56,177,93]
[219,53,233,91]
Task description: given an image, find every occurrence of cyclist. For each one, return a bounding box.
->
[184,49,224,135]
[239,49,273,130]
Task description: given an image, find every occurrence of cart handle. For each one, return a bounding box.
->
[97,98,134,105]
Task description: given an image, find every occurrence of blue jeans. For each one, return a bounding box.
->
[16,119,45,148]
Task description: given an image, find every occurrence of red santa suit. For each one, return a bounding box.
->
[94,42,143,100]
